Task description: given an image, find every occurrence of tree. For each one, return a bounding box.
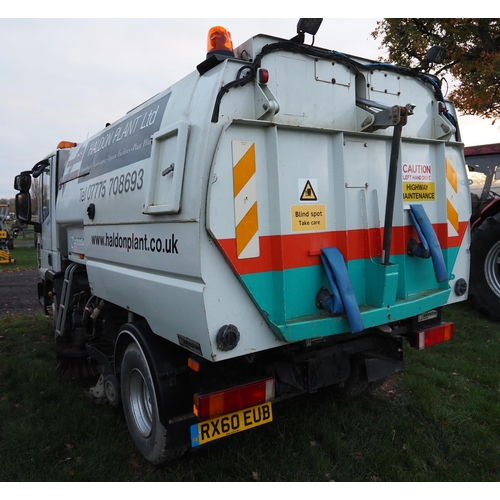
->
[0,198,15,215]
[372,19,500,123]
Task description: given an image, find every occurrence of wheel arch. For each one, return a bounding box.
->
[115,320,195,426]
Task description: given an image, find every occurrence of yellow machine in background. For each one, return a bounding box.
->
[0,204,15,264]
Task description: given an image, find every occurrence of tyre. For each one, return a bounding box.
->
[331,361,369,398]
[469,213,500,322]
[120,341,186,464]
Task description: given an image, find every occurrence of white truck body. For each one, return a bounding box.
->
[15,24,470,463]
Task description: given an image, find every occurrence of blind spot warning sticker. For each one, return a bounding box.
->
[299,179,318,202]
[291,204,326,232]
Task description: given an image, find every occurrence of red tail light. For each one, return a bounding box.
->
[417,322,454,350]
[194,378,275,421]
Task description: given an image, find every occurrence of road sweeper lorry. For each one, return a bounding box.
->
[14,20,470,464]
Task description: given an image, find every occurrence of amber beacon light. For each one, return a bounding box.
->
[207,26,234,58]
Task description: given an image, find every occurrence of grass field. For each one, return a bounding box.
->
[0,247,499,481]
[1,306,498,481]
[0,241,38,272]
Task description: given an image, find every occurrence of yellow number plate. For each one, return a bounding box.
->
[190,402,273,447]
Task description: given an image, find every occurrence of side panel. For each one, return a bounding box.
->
[55,74,213,354]
[54,63,283,361]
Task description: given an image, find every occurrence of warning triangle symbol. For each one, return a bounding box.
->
[300,180,317,201]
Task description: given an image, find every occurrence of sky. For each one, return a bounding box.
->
[1,14,499,200]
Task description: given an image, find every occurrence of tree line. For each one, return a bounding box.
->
[372,18,500,124]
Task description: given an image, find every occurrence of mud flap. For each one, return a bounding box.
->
[365,357,405,383]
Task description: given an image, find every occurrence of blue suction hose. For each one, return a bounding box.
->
[319,247,364,334]
[408,204,448,283]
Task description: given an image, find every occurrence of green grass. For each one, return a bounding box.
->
[0,301,498,481]
[0,245,37,272]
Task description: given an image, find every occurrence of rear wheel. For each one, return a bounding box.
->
[470,213,500,322]
[331,361,369,398]
[120,341,186,464]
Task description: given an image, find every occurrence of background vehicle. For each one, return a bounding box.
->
[13,19,470,464]
[0,204,14,263]
[464,143,500,321]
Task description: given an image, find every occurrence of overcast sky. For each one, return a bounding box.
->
[1,15,498,200]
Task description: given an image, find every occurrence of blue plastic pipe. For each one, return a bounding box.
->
[409,204,448,283]
[320,247,364,334]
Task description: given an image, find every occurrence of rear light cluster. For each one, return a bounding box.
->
[194,378,275,421]
[416,322,454,350]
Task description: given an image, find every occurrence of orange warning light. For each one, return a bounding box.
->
[207,26,234,57]
[57,141,77,149]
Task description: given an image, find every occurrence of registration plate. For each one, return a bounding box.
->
[190,402,273,447]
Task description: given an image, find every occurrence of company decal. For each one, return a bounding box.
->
[78,167,145,202]
[62,93,171,184]
[90,231,179,255]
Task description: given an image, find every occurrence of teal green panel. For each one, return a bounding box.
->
[242,269,285,325]
[364,259,399,306]
[282,265,332,320]
[240,240,462,343]
[444,246,460,279]
[243,262,368,325]
[276,288,451,342]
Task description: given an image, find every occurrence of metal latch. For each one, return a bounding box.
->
[162,163,174,176]
[357,97,415,133]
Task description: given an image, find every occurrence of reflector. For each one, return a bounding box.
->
[258,68,269,84]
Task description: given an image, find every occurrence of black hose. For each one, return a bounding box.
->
[210,40,364,123]
[211,66,256,123]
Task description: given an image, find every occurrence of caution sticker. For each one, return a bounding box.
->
[291,204,326,232]
[403,182,436,201]
[402,163,435,202]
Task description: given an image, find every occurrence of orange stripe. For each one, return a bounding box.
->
[235,202,259,256]
[233,144,256,197]
[446,159,458,193]
[447,199,459,232]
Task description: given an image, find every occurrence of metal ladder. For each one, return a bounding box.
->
[55,263,80,338]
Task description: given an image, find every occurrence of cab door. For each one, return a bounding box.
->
[37,155,59,274]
